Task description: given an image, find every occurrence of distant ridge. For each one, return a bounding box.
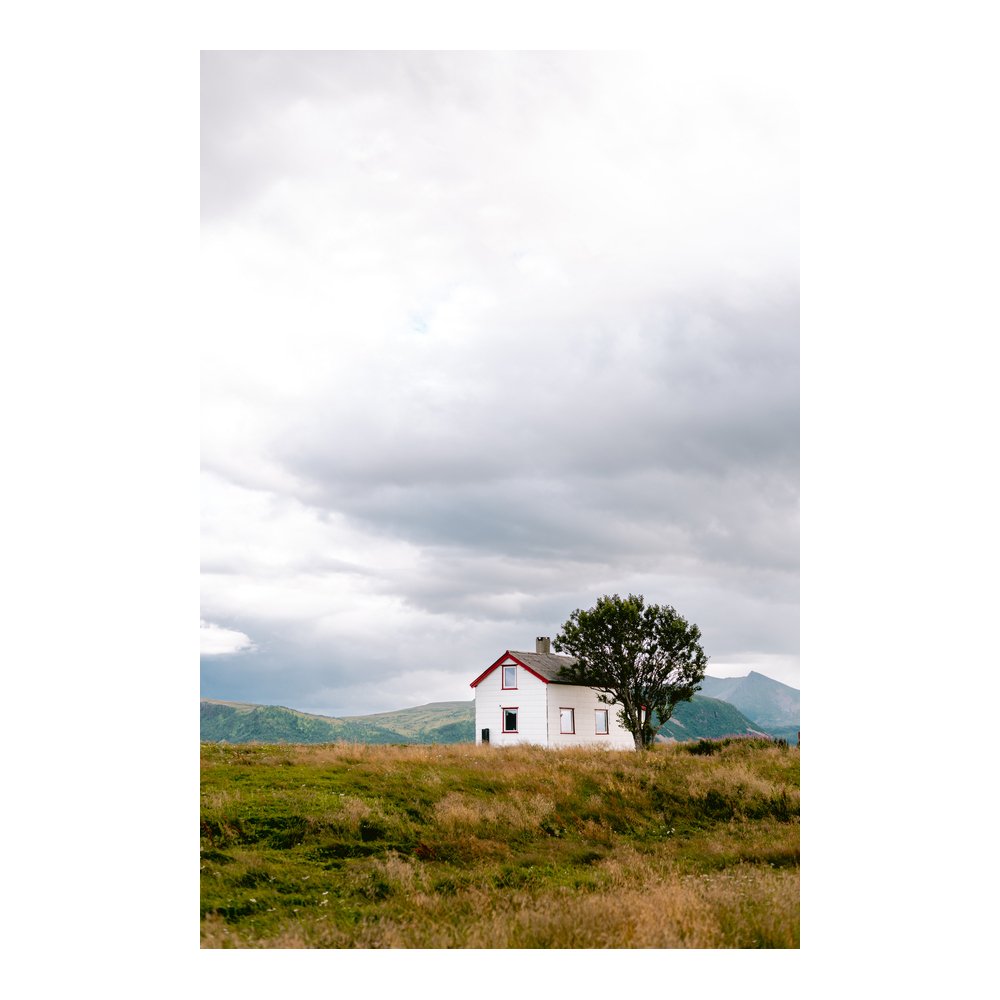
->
[200,692,780,745]
[697,671,799,735]
[199,701,412,745]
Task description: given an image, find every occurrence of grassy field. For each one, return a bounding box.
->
[200,738,799,948]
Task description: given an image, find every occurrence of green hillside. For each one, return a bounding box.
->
[422,719,477,743]
[660,696,769,741]
[340,701,475,739]
[200,701,410,745]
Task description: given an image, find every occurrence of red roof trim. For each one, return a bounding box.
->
[469,651,551,689]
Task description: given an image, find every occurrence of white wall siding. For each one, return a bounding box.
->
[545,684,635,750]
[474,659,548,747]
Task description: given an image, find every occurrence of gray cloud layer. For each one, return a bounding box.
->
[200,51,798,716]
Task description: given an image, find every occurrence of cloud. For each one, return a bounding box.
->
[200,620,256,656]
[200,51,799,714]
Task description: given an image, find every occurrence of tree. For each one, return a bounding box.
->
[554,593,708,750]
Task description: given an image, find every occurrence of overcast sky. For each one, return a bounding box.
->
[200,50,798,716]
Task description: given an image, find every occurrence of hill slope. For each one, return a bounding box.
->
[340,701,475,739]
[659,696,769,741]
[201,694,767,745]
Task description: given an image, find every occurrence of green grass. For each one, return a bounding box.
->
[200,740,799,948]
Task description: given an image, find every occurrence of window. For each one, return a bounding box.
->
[595,709,609,735]
[560,707,575,734]
[502,707,518,733]
[502,664,517,689]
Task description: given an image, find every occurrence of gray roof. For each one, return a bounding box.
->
[509,650,578,683]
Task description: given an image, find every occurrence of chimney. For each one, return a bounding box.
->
[536,636,551,654]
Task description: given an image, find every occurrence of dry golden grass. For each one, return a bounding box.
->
[200,865,798,949]
[201,739,799,948]
[433,790,556,834]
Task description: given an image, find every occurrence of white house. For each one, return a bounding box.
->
[470,637,635,750]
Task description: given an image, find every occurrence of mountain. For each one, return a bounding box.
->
[697,671,799,733]
[201,695,767,745]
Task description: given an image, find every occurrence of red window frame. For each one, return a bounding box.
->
[559,707,575,734]
[594,708,609,735]
[501,664,517,689]
[502,707,518,733]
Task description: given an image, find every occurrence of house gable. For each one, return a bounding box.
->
[472,652,549,746]
[469,650,554,689]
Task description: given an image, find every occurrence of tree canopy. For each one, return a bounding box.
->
[554,593,708,750]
